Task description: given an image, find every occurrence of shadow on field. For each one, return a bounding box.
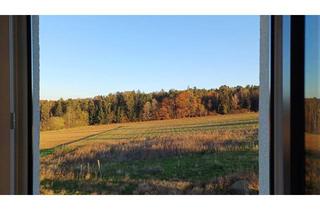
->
[41,149,258,194]
[40,126,123,157]
[41,129,259,194]
[41,171,259,195]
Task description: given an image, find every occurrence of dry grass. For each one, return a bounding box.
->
[306,133,320,153]
[306,157,320,194]
[40,113,259,195]
[41,172,258,195]
[305,133,320,194]
[41,129,258,178]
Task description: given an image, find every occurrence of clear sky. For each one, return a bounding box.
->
[40,16,259,100]
[305,16,320,98]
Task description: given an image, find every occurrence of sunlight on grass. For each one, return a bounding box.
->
[40,112,259,195]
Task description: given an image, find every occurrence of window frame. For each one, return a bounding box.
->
[14,15,40,195]
[0,15,39,195]
[268,15,306,194]
[3,15,309,195]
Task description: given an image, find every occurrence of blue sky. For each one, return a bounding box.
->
[40,16,259,100]
[305,16,320,98]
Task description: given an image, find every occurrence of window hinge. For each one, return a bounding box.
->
[10,112,15,130]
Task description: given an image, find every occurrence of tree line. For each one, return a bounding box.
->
[40,85,259,131]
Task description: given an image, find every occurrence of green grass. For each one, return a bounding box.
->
[41,151,258,195]
[40,148,55,157]
[40,145,75,157]
[99,151,258,182]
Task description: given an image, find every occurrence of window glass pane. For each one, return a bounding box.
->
[40,16,260,195]
[305,16,320,194]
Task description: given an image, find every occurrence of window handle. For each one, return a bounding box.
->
[10,112,15,130]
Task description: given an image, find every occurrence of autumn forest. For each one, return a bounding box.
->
[40,85,259,131]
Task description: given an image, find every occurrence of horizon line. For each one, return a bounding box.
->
[40,84,259,101]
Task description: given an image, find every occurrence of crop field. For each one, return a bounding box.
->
[40,112,259,195]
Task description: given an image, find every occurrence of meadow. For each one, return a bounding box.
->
[40,112,259,195]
